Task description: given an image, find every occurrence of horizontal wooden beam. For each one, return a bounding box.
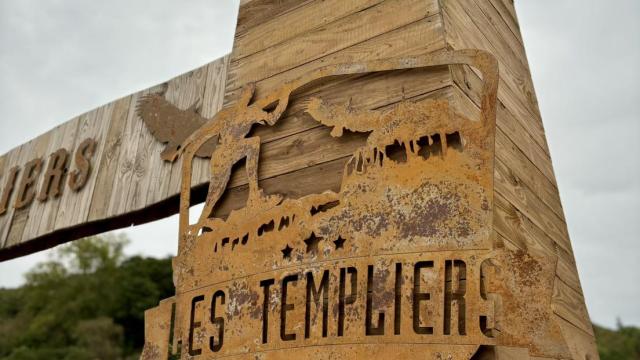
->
[0,57,229,260]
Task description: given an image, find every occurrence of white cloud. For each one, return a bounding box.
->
[0,0,637,329]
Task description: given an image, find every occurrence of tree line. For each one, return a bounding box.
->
[0,235,637,359]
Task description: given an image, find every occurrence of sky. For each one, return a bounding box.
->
[0,1,638,329]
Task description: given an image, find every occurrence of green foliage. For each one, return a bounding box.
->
[0,235,174,359]
[1,234,638,359]
[594,321,640,360]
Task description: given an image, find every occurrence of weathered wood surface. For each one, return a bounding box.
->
[0,0,449,259]
[1,2,597,356]
[441,0,597,355]
[0,56,230,260]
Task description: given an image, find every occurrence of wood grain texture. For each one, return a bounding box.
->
[226,0,440,91]
[552,277,595,336]
[0,57,229,258]
[441,0,594,347]
[0,0,597,357]
[228,16,447,102]
[87,96,132,221]
[20,124,60,242]
[0,146,24,245]
[55,107,108,229]
[232,0,385,60]
[5,134,52,247]
[442,0,548,152]
[235,0,309,36]
[163,65,210,199]
[1,10,596,353]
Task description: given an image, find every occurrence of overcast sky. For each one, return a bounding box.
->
[0,1,638,329]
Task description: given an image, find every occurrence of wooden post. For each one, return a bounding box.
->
[139,0,597,358]
[0,1,598,358]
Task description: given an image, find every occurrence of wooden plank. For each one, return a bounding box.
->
[161,66,211,201]
[442,0,548,152]
[493,188,572,273]
[190,55,231,188]
[493,197,581,293]
[87,96,132,221]
[123,83,170,212]
[229,17,447,101]
[494,154,565,229]
[450,82,575,267]
[32,118,81,237]
[447,0,539,116]
[552,277,594,336]
[54,106,111,229]
[201,56,231,119]
[233,0,385,60]
[4,136,49,248]
[20,125,61,242]
[21,124,63,241]
[105,92,146,218]
[235,0,311,36]
[451,85,566,223]
[52,111,98,229]
[251,66,451,144]
[226,83,452,190]
[555,314,599,360]
[213,156,347,219]
[0,145,27,247]
[470,0,526,64]
[450,62,556,183]
[495,0,519,31]
[485,0,523,45]
[226,0,439,91]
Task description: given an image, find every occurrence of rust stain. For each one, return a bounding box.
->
[139,49,573,359]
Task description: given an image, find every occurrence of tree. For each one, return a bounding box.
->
[0,234,174,359]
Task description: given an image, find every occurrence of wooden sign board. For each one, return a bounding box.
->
[140,0,595,359]
[0,56,229,260]
[0,0,598,359]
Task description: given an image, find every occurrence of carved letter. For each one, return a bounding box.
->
[280,274,298,341]
[479,259,500,338]
[338,267,357,336]
[366,265,385,336]
[260,278,275,344]
[37,148,69,201]
[444,260,466,335]
[68,138,97,191]
[305,270,329,338]
[188,295,205,356]
[0,166,19,215]
[413,261,434,335]
[210,290,225,352]
[15,158,42,209]
[394,262,402,335]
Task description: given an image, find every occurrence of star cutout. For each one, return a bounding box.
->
[281,244,293,259]
[333,236,346,250]
[303,232,323,254]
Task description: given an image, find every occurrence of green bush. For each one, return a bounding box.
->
[0,235,174,359]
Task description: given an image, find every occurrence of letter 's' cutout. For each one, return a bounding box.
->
[210,290,225,352]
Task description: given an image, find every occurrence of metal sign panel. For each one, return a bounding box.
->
[141,50,572,359]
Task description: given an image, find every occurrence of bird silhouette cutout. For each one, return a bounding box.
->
[136,93,218,162]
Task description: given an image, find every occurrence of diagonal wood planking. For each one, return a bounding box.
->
[0,5,598,355]
[0,56,229,259]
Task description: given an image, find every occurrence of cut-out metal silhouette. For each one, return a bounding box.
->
[140,49,574,359]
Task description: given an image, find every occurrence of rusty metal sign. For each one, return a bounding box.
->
[140,49,571,359]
